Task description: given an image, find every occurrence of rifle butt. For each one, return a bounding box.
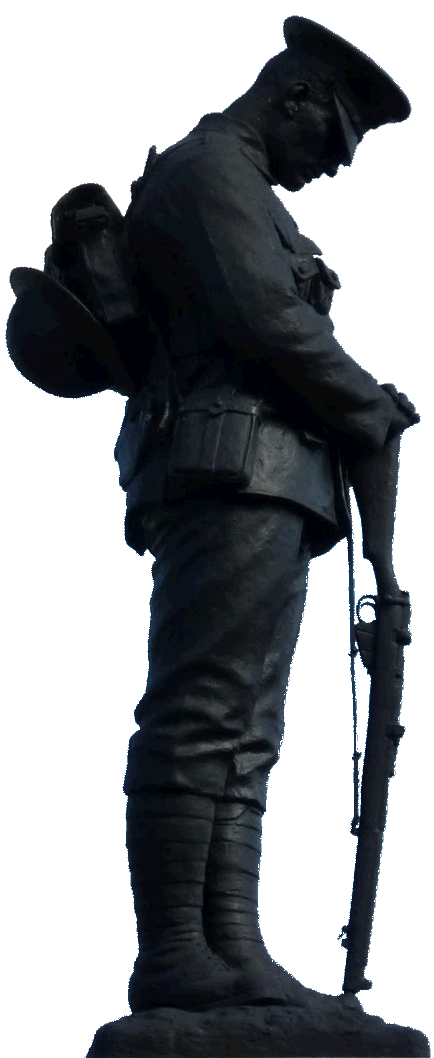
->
[342,592,410,993]
[342,824,383,993]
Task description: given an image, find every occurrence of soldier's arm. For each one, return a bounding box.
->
[128,139,413,450]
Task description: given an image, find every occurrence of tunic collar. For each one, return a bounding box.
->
[194,113,275,185]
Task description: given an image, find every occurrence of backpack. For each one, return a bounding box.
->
[44,180,158,395]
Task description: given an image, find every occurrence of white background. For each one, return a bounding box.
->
[1,2,432,1056]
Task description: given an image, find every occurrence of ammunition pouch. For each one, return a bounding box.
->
[168,389,263,489]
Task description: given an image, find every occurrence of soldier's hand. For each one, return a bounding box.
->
[381,383,420,436]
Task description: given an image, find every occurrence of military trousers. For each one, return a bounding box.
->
[123,497,310,812]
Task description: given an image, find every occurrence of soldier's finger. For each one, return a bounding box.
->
[397,394,418,417]
[381,382,400,401]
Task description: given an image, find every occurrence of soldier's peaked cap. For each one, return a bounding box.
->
[283,17,410,137]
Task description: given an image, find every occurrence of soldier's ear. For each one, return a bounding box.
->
[281,81,311,115]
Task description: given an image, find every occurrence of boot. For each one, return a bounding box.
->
[203,801,361,1012]
[126,792,286,1012]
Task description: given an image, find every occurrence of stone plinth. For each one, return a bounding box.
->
[86,999,430,1058]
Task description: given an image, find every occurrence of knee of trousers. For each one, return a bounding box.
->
[124,629,277,797]
[122,697,246,798]
[123,592,307,799]
[123,674,286,802]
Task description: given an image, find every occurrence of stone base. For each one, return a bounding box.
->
[86,999,430,1058]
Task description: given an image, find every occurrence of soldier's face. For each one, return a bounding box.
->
[264,85,353,191]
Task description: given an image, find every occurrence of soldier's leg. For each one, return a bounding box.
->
[203,799,362,1013]
[200,518,318,1004]
[124,497,308,800]
[126,791,279,1012]
[201,526,361,1010]
[124,497,307,1010]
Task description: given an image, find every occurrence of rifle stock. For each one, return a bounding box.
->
[341,436,411,994]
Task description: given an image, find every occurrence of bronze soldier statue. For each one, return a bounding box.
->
[7,14,425,1051]
[115,16,419,1013]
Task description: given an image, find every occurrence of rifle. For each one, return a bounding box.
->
[340,434,412,994]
